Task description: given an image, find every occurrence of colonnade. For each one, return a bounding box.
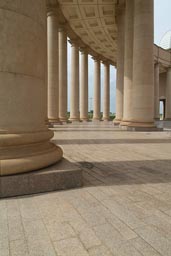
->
[47,10,111,124]
[0,0,167,176]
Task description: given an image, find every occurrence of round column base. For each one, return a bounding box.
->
[80,117,89,122]
[69,117,80,123]
[121,121,162,131]
[102,117,109,122]
[0,130,63,176]
[48,118,61,127]
[93,117,101,121]
[59,117,68,123]
[113,118,121,125]
[120,120,131,126]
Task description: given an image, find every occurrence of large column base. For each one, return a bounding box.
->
[48,118,61,126]
[0,130,63,176]
[59,117,68,124]
[93,117,101,121]
[120,121,162,131]
[80,117,89,122]
[120,120,132,126]
[103,118,109,122]
[113,119,121,125]
[69,117,80,123]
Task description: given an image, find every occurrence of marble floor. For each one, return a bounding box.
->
[1,123,171,256]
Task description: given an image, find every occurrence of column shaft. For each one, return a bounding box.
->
[0,2,62,175]
[121,0,134,125]
[70,42,80,121]
[114,7,125,124]
[154,63,160,120]
[166,68,171,120]
[103,62,110,121]
[93,59,101,121]
[128,0,155,128]
[80,49,88,121]
[59,26,68,122]
[47,10,59,123]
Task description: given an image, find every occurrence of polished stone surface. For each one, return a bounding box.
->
[1,123,171,255]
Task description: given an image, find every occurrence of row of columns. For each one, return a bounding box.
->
[47,9,111,124]
[114,0,156,129]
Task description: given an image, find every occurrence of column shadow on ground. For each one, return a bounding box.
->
[77,159,171,186]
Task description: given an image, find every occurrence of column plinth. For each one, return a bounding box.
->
[93,58,101,121]
[0,2,62,176]
[69,41,80,122]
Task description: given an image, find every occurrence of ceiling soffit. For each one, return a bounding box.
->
[57,0,118,64]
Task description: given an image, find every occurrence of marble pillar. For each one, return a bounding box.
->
[80,48,89,121]
[154,63,160,120]
[114,6,125,124]
[166,68,171,120]
[0,1,63,176]
[93,58,101,121]
[103,62,110,121]
[47,8,60,124]
[127,0,155,129]
[70,41,80,122]
[59,25,68,123]
[121,0,134,126]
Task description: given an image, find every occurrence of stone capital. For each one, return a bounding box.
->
[47,7,58,17]
[102,59,110,65]
[68,38,80,47]
[80,47,88,54]
[92,55,101,62]
[58,22,68,32]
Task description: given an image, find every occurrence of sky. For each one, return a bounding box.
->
[67,0,171,113]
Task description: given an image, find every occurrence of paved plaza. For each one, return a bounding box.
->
[1,123,171,256]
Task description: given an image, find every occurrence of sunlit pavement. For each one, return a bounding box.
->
[1,123,171,256]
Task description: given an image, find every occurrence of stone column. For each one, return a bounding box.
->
[154,63,160,120]
[166,68,171,120]
[70,41,80,122]
[47,8,59,124]
[121,0,134,126]
[80,48,89,121]
[113,6,125,124]
[128,0,155,129]
[93,57,101,121]
[103,62,110,121]
[0,1,62,176]
[59,25,68,123]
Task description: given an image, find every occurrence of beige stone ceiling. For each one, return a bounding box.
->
[47,1,171,69]
[47,0,119,64]
[58,0,117,63]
